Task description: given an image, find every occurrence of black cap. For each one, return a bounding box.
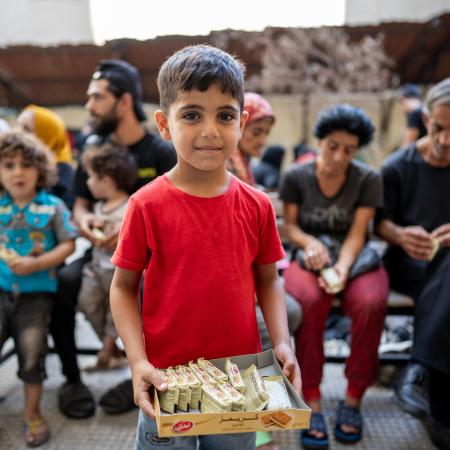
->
[401,83,421,99]
[92,59,147,121]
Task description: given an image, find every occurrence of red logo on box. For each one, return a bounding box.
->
[172,421,194,433]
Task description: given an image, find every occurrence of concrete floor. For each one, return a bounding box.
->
[0,314,435,450]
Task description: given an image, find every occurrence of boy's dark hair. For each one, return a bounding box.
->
[313,104,375,148]
[0,130,57,190]
[82,143,138,193]
[157,44,245,113]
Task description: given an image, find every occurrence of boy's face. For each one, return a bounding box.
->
[86,168,115,200]
[155,83,247,174]
[0,153,39,205]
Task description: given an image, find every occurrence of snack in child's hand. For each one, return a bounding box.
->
[225,358,246,393]
[243,364,269,411]
[428,238,440,261]
[0,246,19,262]
[320,267,343,293]
[197,357,228,381]
[92,227,106,240]
[259,414,275,427]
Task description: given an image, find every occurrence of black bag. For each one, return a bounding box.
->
[295,234,381,280]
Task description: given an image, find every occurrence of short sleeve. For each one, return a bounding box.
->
[112,196,151,272]
[279,167,303,205]
[53,201,79,242]
[375,161,401,226]
[357,171,383,208]
[255,200,285,265]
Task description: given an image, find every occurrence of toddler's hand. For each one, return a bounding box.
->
[131,359,167,418]
[273,342,302,395]
[8,256,38,275]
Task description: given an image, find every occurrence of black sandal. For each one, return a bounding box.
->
[300,412,329,449]
[334,400,363,444]
[58,381,96,419]
[99,378,136,415]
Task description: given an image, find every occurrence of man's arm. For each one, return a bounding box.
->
[255,262,302,393]
[110,267,166,418]
[377,219,434,260]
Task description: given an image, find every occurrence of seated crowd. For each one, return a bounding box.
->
[0,56,449,450]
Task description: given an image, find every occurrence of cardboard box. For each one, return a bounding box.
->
[155,349,311,437]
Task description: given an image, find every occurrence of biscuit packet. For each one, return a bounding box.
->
[243,364,269,411]
[216,381,245,411]
[264,375,291,410]
[428,238,440,261]
[320,267,343,294]
[167,367,191,412]
[197,357,228,381]
[157,369,178,414]
[0,246,19,262]
[225,358,246,393]
[188,361,218,385]
[200,383,232,413]
[178,365,202,410]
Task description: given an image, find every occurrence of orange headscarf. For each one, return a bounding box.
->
[24,105,73,164]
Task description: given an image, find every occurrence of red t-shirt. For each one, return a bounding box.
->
[112,174,285,368]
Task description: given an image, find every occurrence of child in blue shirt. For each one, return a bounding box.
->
[0,131,77,447]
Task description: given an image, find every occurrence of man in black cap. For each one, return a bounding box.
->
[399,83,427,147]
[52,60,176,419]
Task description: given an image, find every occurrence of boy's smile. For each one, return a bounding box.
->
[155,83,247,175]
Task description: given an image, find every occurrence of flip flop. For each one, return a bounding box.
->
[99,378,136,415]
[58,381,96,419]
[300,412,329,449]
[23,416,50,447]
[334,400,363,444]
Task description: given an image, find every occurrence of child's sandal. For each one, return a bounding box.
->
[23,416,50,447]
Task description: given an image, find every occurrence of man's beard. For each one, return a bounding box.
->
[93,116,119,136]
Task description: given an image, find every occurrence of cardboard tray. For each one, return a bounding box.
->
[155,349,311,437]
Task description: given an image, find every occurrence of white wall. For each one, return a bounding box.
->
[0,0,93,47]
[345,0,449,25]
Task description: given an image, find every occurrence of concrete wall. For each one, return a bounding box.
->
[44,91,407,170]
[0,0,93,47]
[345,0,449,25]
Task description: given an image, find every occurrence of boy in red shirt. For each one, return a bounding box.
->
[110,44,301,450]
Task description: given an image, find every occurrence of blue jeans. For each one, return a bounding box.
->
[136,410,256,450]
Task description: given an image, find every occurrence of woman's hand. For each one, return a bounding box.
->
[303,239,331,271]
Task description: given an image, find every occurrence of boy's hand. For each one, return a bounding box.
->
[101,229,120,253]
[273,342,302,394]
[8,256,38,275]
[131,359,167,418]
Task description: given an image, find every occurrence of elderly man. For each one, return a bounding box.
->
[376,78,450,448]
[53,60,176,419]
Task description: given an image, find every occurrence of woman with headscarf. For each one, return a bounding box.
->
[17,105,75,207]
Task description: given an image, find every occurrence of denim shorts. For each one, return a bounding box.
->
[136,410,256,450]
[0,291,53,383]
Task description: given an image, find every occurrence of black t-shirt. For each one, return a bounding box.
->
[406,107,427,139]
[280,160,382,241]
[73,131,177,201]
[376,144,450,231]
